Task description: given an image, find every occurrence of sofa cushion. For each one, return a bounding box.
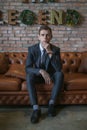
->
[21,81,53,91]
[5,64,26,80]
[64,73,87,82]
[0,53,9,74]
[0,76,21,91]
[65,78,87,91]
[64,73,87,90]
[78,57,87,73]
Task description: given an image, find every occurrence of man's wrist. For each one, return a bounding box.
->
[45,47,52,53]
[39,69,44,74]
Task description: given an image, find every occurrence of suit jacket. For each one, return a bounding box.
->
[25,43,62,75]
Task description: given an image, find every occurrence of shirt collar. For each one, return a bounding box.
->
[39,43,44,52]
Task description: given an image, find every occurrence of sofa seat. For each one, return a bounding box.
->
[65,78,87,91]
[64,73,87,91]
[21,81,53,91]
[22,74,87,92]
[0,76,21,91]
[21,73,87,92]
[64,73,87,81]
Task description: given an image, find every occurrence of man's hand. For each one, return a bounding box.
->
[43,43,53,58]
[39,69,52,84]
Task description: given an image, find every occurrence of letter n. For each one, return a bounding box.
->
[50,10,63,25]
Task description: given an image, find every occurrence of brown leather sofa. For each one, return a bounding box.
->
[0,52,87,105]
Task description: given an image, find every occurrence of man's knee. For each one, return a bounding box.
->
[26,73,36,81]
[54,71,64,79]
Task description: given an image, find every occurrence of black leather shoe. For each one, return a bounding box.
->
[48,104,56,117]
[31,109,41,123]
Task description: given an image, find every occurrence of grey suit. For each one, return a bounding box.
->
[26,43,64,105]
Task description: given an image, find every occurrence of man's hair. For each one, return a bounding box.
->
[39,25,52,38]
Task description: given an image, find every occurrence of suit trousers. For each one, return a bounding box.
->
[26,71,64,105]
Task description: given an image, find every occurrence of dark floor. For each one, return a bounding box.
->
[0,105,87,130]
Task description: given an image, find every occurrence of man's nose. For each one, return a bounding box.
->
[44,35,47,38]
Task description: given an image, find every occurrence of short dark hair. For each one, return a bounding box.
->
[39,25,52,38]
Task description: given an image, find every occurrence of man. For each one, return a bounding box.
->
[26,25,64,123]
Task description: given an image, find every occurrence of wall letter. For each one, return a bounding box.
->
[8,10,18,25]
[38,10,47,25]
[50,10,63,25]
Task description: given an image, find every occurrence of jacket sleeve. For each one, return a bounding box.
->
[51,47,62,71]
[25,47,40,75]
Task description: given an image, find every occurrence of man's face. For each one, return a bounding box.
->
[38,29,52,46]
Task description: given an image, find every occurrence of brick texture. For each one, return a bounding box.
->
[0,0,87,52]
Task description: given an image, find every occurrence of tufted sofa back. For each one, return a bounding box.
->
[4,52,87,74]
[5,52,27,65]
[61,52,84,73]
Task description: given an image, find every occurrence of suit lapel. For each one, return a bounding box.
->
[45,44,56,70]
[34,43,41,67]
[45,44,53,70]
[35,43,41,56]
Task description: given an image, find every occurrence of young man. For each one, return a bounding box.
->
[26,25,64,123]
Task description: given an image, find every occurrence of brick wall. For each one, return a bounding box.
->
[0,0,87,52]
